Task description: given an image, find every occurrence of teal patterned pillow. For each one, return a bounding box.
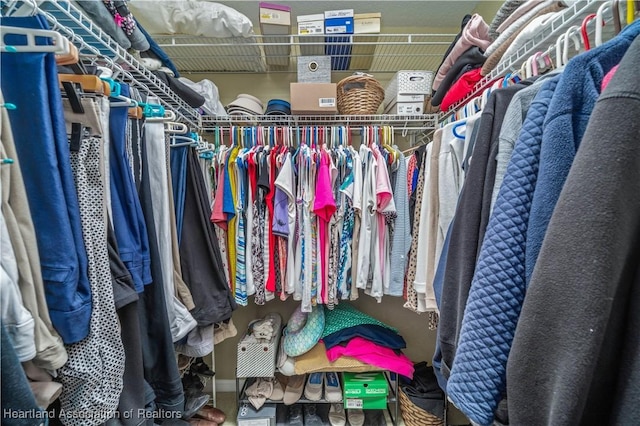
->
[283,305,325,357]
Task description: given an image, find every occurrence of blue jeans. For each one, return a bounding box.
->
[109,84,152,293]
[170,146,188,244]
[1,15,91,344]
[1,324,46,426]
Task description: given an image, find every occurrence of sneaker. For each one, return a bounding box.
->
[329,403,346,426]
[304,372,324,401]
[347,408,365,426]
[325,372,343,402]
[303,404,324,426]
[287,404,304,426]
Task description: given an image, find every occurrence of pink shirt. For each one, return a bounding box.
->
[313,151,336,304]
[325,337,415,379]
[211,163,228,229]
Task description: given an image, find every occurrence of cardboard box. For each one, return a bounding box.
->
[343,372,389,410]
[237,403,276,426]
[259,2,291,67]
[324,9,354,19]
[354,12,382,34]
[350,12,381,70]
[297,56,331,83]
[290,83,338,115]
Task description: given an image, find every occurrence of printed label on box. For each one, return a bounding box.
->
[261,12,280,20]
[397,104,422,114]
[299,22,323,34]
[326,25,347,34]
[319,98,336,107]
[345,399,363,409]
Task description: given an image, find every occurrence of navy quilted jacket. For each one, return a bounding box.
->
[446,76,560,425]
[446,20,640,426]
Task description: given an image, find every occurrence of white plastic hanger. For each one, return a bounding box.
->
[165,122,189,134]
[595,2,612,47]
[1,26,70,54]
[146,109,177,122]
[4,0,38,17]
[562,26,582,65]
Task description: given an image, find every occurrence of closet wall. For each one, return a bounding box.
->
[187,14,503,384]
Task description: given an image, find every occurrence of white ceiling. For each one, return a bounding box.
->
[218,1,484,29]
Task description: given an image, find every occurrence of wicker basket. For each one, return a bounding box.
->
[399,387,444,426]
[336,74,385,115]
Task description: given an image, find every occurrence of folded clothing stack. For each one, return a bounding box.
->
[321,303,415,379]
[399,362,445,419]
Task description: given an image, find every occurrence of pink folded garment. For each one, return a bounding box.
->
[325,337,415,379]
[432,14,491,91]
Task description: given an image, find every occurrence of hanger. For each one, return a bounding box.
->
[170,135,198,148]
[165,122,189,134]
[611,0,623,34]
[451,120,466,139]
[58,74,106,95]
[595,2,612,47]
[562,26,582,65]
[56,43,79,65]
[1,26,70,54]
[4,0,39,16]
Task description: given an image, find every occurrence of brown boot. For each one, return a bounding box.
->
[195,405,226,424]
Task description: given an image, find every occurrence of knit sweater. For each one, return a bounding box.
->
[488,0,527,40]
[508,34,640,425]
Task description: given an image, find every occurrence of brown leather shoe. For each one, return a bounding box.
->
[187,418,218,426]
[195,405,226,424]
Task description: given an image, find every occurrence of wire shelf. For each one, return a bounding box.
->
[200,113,439,132]
[444,0,601,114]
[154,33,455,74]
[22,0,203,128]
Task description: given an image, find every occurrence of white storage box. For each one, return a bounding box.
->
[236,313,282,378]
[298,14,324,56]
[297,56,332,83]
[384,71,433,108]
[324,9,354,19]
[384,101,424,115]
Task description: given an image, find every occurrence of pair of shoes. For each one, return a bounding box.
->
[194,405,226,424]
[286,404,323,426]
[283,375,305,405]
[182,371,209,419]
[304,372,343,402]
